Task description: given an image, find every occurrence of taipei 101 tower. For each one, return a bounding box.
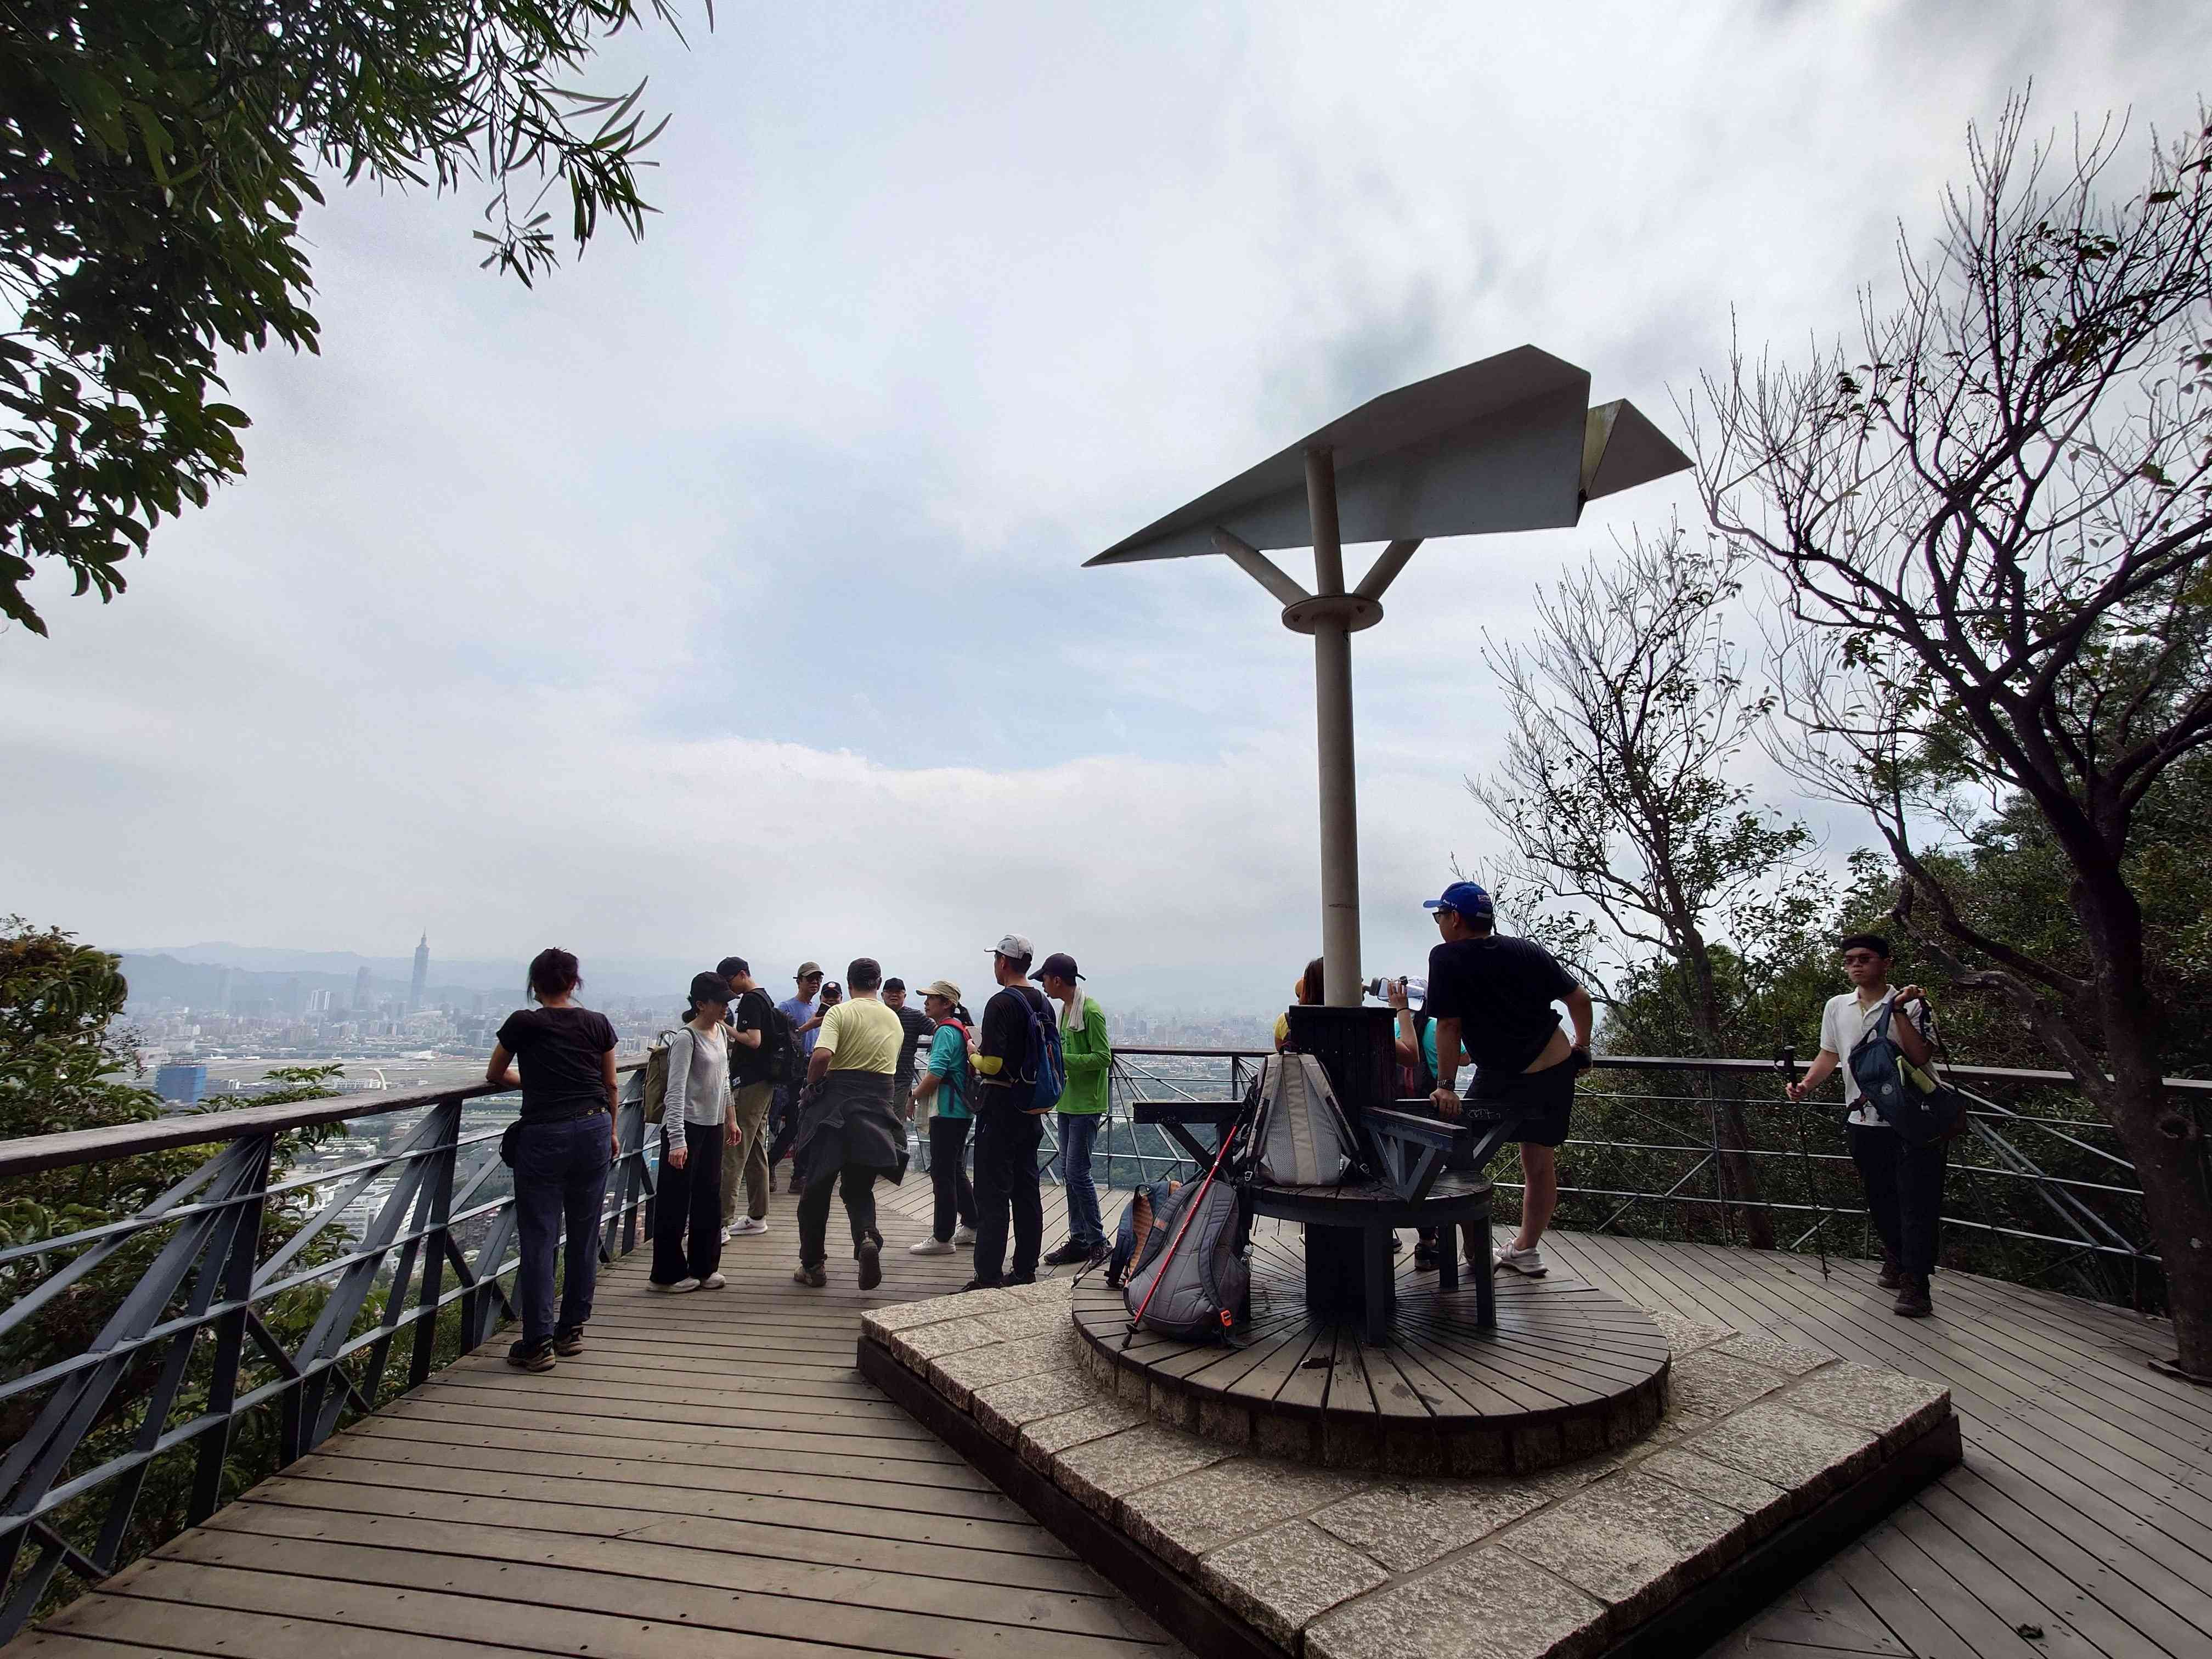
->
[408,933,428,1014]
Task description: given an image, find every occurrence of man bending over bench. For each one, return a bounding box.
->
[1423,881,1594,1278]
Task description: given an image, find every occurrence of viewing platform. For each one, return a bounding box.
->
[2,1052,2205,1658]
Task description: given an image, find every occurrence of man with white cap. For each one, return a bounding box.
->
[964,934,1054,1289]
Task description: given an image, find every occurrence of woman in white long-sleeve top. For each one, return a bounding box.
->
[649,972,735,1293]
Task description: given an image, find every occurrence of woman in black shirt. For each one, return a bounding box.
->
[488,947,618,1372]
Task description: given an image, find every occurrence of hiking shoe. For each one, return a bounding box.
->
[1893,1279,1933,1318]
[1493,1243,1548,1278]
[1005,1272,1037,1286]
[551,1330,584,1358]
[1876,1252,1910,1291]
[1042,1239,1093,1267]
[698,1272,726,1290]
[506,1339,556,1373]
[856,1237,883,1291]
[1413,1241,1440,1273]
[909,1237,956,1255]
[730,1216,770,1237]
[951,1224,977,1246]
[647,1278,699,1294]
[958,1276,1003,1293]
[793,1265,827,1288]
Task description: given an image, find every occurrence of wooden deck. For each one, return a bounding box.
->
[12,1172,2210,1659]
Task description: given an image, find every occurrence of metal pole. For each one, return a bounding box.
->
[1305,447,1361,1007]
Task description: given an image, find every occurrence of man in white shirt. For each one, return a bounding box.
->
[1786,933,1945,1318]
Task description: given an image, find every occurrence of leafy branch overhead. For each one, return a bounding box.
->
[0,1,708,636]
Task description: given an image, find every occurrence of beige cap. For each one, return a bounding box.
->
[919,978,962,1003]
[795,961,822,979]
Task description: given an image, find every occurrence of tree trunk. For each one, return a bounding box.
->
[1683,935,1776,1249]
[2105,1056,2212,1379]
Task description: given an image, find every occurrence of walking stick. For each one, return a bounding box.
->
[1124,1118,1244,1350]
[1777,1046,1832,1281]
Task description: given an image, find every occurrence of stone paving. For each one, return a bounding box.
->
[862,1277,1954,1659]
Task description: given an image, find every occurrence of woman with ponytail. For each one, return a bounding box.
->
[488,949,618,1373]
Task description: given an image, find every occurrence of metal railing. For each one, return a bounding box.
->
[0,1067,654,1638]
[1056,1046,2180,1312]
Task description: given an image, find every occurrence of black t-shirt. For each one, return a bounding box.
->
[495,1006,618,1121]
[729,988,776,1086]
[892,1004,936,1090]
[1424,935,1577,1079]
[979,983,1052,1108]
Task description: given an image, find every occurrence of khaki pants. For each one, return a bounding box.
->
[723,1081,774,1224]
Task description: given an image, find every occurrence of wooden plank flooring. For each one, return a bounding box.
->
[8,1180,1183,1659]
[15,1167,2209,1659]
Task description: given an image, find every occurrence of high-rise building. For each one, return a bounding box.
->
[353,965,373,1011]
[409,933,429,1014]
[154,1064,206,1105]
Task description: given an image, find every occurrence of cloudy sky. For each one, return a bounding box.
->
[4,1,2207,1012]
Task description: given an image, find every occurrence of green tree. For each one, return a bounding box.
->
[1,0,707,635]
[1696,96,2212,1375]
[1477,523,1820,1245]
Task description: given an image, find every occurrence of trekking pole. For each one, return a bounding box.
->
[1124,1118,1243,1351]
[1776,1046,1831,1281]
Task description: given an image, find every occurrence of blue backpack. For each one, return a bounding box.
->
[1007,988,1066,1112]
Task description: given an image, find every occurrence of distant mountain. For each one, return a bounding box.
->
[116,944,699,1001]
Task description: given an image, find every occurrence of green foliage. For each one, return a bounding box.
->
[1,1,706,635]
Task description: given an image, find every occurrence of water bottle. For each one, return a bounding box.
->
[1362,975,1427,1005]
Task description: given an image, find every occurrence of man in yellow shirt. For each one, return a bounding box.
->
[791,957,908,1290]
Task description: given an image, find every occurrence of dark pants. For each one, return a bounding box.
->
[652,1120,725,1285]
[1850,1124,1947,1279]
[768,1081,800,1172]
[973,1107,1045,1283]
[513,1111,613,1345]
[929,1115,977,1242]
[1057,1111,1105,1247]
[798,1161,882,1269]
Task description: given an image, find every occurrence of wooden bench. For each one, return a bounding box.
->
[1131,1097,1526,1341]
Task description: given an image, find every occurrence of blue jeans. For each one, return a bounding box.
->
[513,1112,613,1345]
[1058,1111,1105,1248]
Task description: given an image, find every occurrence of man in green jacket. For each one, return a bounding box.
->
[1038,952,1111,1267]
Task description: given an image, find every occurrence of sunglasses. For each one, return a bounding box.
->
[1841,953,1883,965]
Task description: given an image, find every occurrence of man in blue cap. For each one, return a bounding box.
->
[1421,880,1594,1278]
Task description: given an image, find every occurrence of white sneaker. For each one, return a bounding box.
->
[951,1225,977,1246]
[648,1278,699,1294]
[909,1238,956,1256]
[697,1272,726,1289]
[1493,1243,1548,1278]
[730,1216,769,1237]
[718,1226,732,1243]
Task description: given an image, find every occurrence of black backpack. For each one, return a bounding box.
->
[745,991,798,1085]
[1848,1000,1963,1147]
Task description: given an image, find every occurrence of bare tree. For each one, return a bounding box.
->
[1478,523,1817,1248]
[1695,97,2212,1376]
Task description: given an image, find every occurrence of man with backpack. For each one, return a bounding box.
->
[768,962,826,1189]
[907,978,978,1255]
[1786,934,1944,1318]
[964,934,1061,1290]
[715,956,782,1239]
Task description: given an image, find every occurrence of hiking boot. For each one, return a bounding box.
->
[1493,1243,1548,1278]
[792,1265,827,1288]
[1042,1239,1093,1267]
[551,1330,584,1358]
[1893,1278,1933,1318]
[909,1237,956,1255]
[1413,1240,1441,1273]
[506,1339,556,1373]
[958,1276,1003,1293]
[698,1272,726,1290]
[1005,1272,1037,1286]
[1876,1251,1910,1291]
[647,1277,699,1294]
[952,1224,977,1246]
[856,1236,883,1291]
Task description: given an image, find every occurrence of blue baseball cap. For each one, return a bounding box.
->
[1423,881,1494,919]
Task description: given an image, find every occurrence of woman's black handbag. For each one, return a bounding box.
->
[1848,1001,1965,1147]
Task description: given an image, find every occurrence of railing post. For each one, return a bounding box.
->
[189,1136,272,1523]
[408,1099,460,1389]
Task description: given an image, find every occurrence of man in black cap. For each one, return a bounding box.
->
[881,978,936,1162]
[966,933,1054,1289]
[715,957,775,1239]
[1038,952,1111,1267]
[1422,880,1593,1279]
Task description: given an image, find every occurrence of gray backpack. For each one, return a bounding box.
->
[1252,1053,1362,1186]
[1122,1175,1248,1342]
